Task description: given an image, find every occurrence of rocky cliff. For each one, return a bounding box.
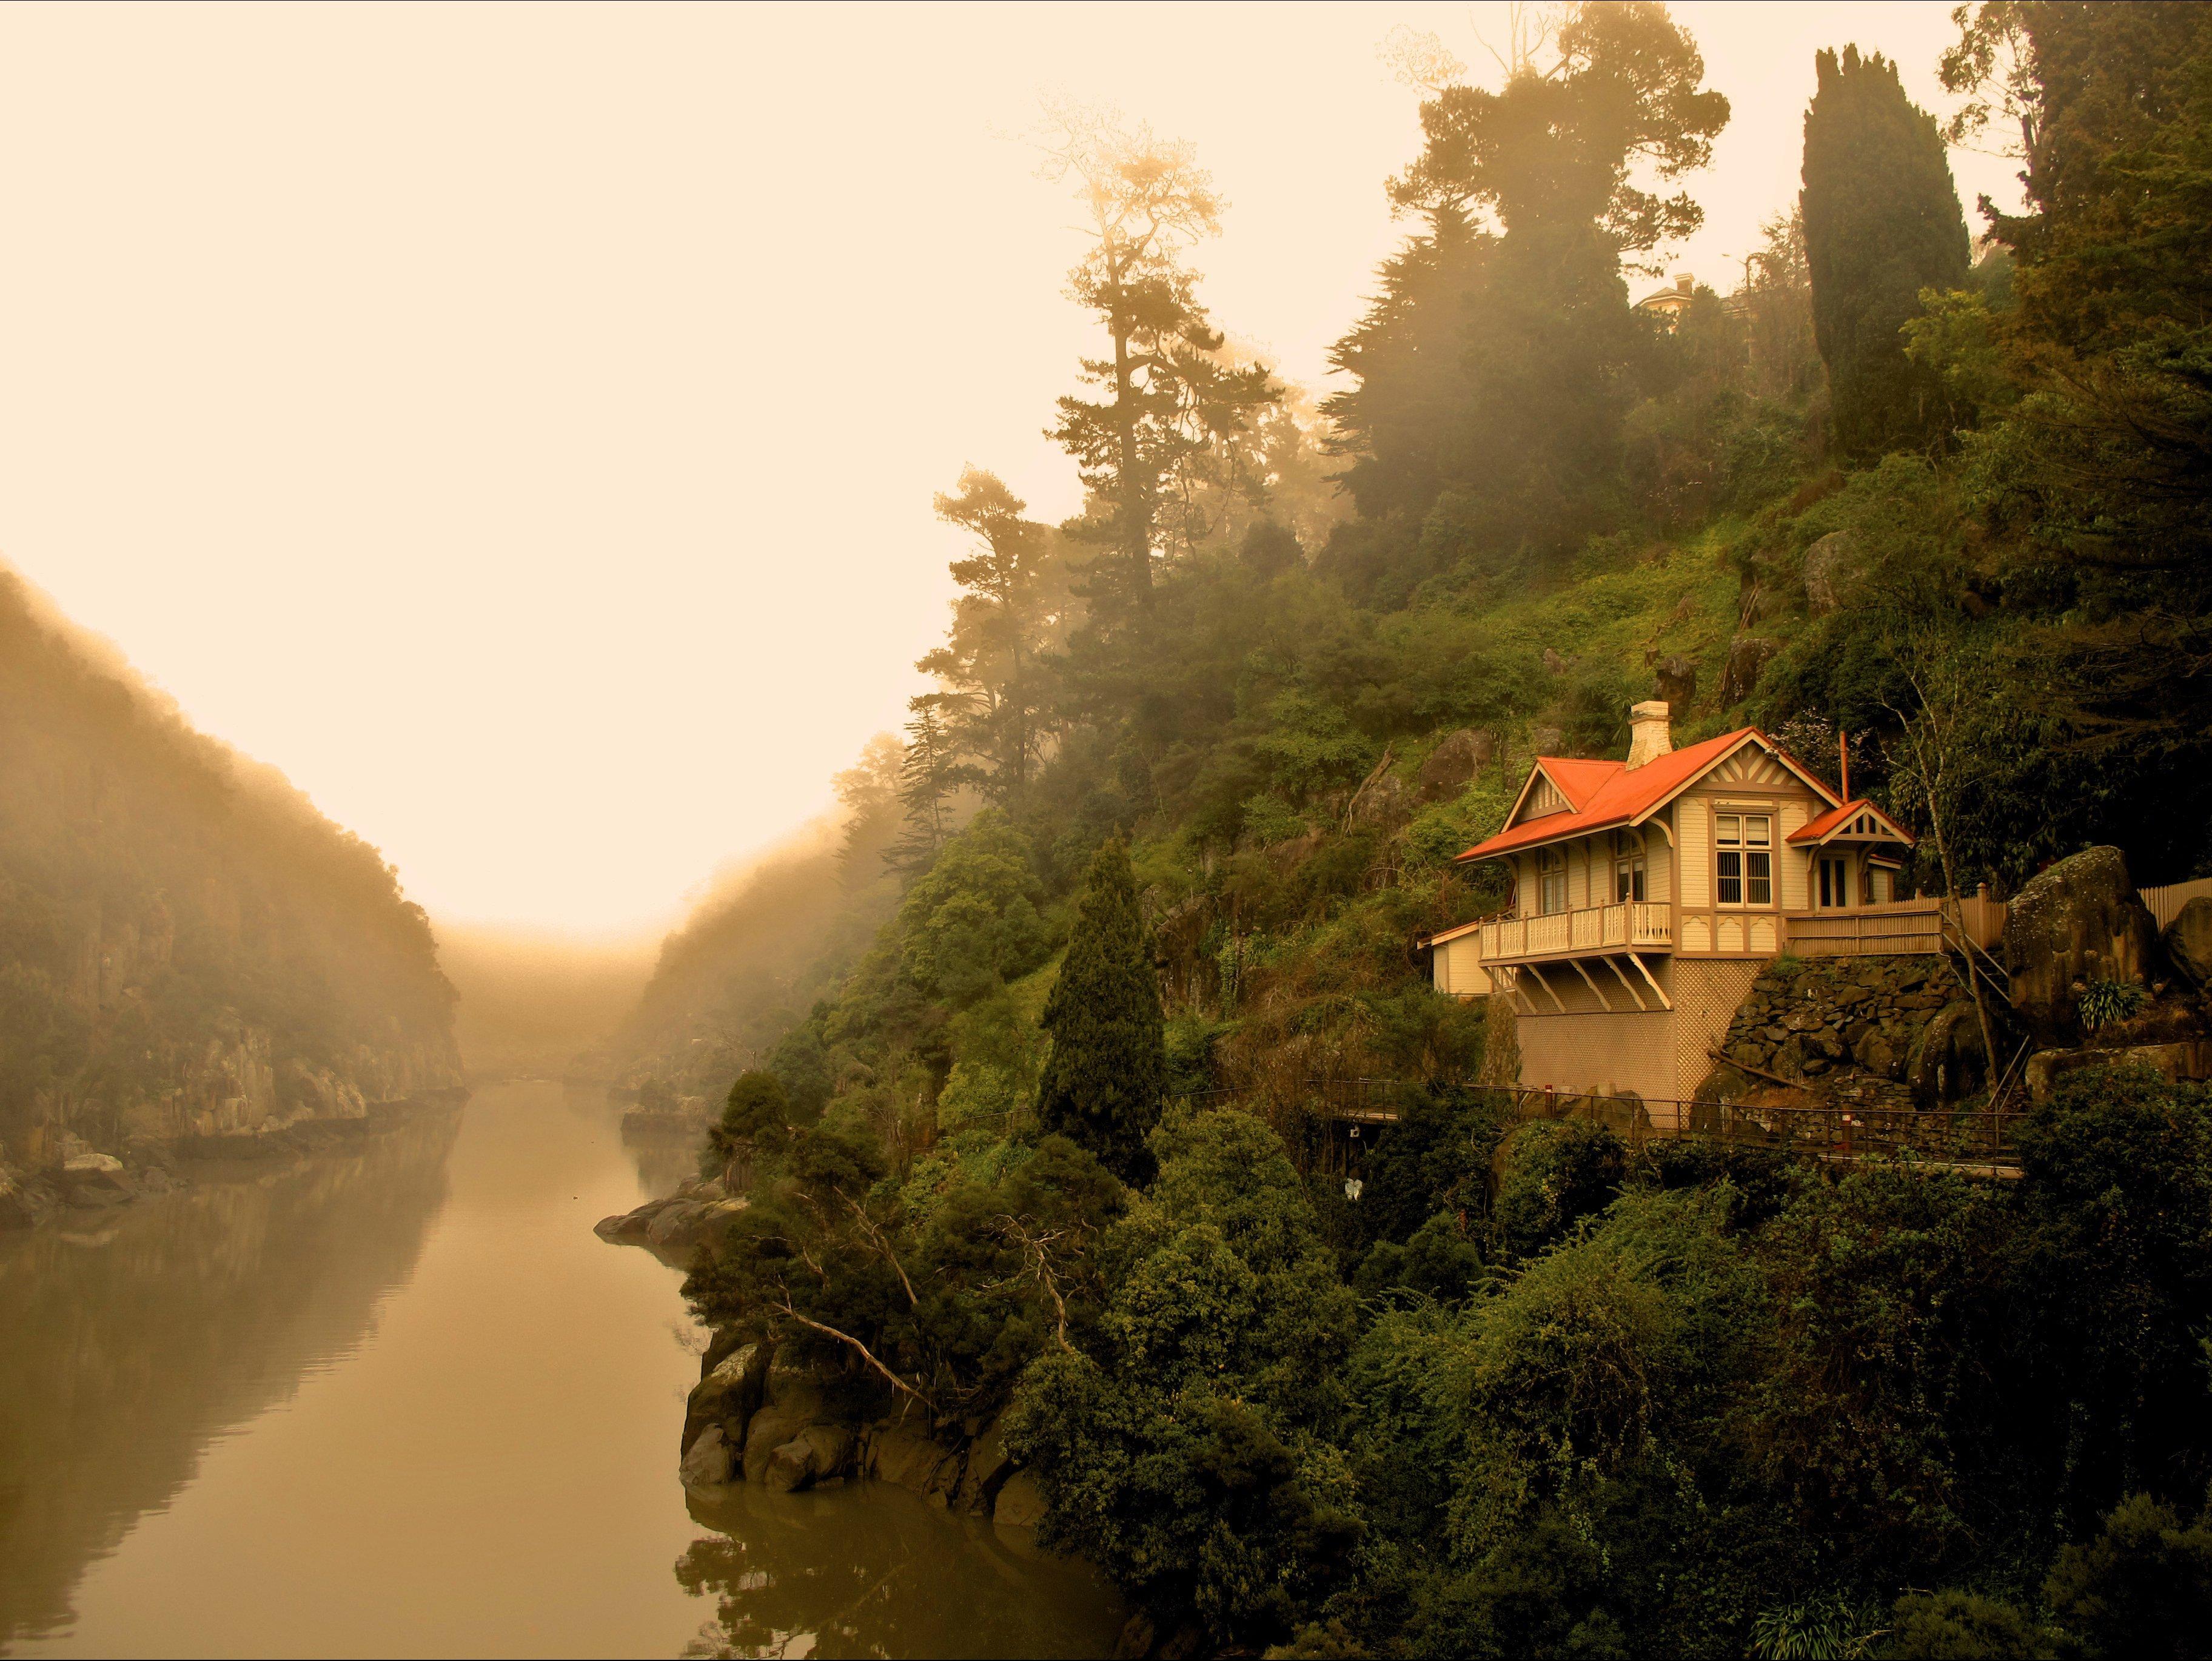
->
[0,569,462,1198]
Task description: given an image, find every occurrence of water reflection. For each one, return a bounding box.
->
[675,1483,1124,1660]
[0,1083,1121,1659]
[0,1107,461,1648]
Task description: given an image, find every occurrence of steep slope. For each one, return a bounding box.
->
[0,569,461,1170]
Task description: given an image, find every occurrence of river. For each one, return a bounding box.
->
[0,1081,1124,1659]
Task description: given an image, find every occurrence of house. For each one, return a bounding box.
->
[1634,272,1701,325]
[1444,702,1918,1113]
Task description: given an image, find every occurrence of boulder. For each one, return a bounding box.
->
[682,1342,767,1458]
[741,1402,819,1483]
[1905,1003,1988,1104]
[2163,897,2212,990]
[868,1426,957,1495]
[957,1415,1016,1514]
[2003,847,2160,1039]
[993,1469,1047,1531]
[679,1424,734,1489]
[1347,770,1410,832]
[1656,656,1697,722]
[1718,636,1780,706]
[1416,729,1495,800]
[2026,1041,2212,1103]
[592,1206,651,1241]
[645,1200,710,1251]
[1530,725,1564,755]
[1801,531,1866,616]
[762,1424,855,1495]
[1543,648,1567,675]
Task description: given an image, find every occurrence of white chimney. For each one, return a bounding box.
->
[1626,700,1674,769]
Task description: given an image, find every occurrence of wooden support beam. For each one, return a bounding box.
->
[1523,963,1569,1013]
[1601,954,1647,1012]
[1567,956,1613,1012]
[1626,952,1672,1011]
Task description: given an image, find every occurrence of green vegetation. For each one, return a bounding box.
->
[0,571,458,1159]
[627,4,2212,1651]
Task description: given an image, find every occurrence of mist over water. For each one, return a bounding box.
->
[0,1086,1121,1659]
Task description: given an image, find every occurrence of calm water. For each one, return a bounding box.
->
[0,1082,1122,1659]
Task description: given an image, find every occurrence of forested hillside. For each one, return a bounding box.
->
[0,569,460,1167]
[645,5,2212,1653]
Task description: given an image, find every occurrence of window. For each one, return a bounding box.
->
[1612,831,1645,903]
[1818,856,1849,909]
[1716,814,1772,907]
[1537,847,1568,914]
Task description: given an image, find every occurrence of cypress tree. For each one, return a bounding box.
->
[1036,840,1165,1183]
[1801,45,1972,458]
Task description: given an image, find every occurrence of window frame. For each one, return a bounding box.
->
[1537,845,1569,916]
[1612,830,1646,904]
[1715,811,1774,909]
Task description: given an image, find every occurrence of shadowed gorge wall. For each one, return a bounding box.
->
[0,571,461,1164]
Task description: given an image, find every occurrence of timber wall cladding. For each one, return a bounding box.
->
[1672,959,1763,1100]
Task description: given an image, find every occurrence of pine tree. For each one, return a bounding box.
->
[1035,840,1165,1183]
[1800,45,1972,459]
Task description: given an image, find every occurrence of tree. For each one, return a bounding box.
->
[914,469,1062,804]
[1035,839,1165,1181]
[888,699,957,874]
[1038,101,1279,616]
[1324,2,1729,588]
[831,732,905,890]
[1800,45,1972,458]
[706,1069,790,1181]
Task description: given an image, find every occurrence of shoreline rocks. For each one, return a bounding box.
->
[0,1094,463,1231]
[673,1333,1047,1534]
[593,1173,748,1260]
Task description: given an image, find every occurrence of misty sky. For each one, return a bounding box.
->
[0,2,2023,938]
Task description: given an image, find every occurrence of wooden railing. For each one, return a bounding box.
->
[1782,900,1945,957]
[1480,901,1672,965]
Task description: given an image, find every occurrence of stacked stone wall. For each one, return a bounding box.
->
[1706,954,1985,1106]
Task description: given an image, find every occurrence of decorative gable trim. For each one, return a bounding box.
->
[1503,760,1585,829]
[1626,731,1838,828]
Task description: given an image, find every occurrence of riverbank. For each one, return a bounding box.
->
[2,1081,1124,1657]
[0,1088,470,1232]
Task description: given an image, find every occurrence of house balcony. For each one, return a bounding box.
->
[1478,901,1674,967]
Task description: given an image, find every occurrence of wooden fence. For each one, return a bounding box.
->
[1783,900,1946,957]
[2142,877,2212,932]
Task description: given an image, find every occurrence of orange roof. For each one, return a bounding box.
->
[1788,798,1915,847]
[1456,728,1836,862]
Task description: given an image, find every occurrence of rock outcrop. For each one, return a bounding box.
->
[2003,846,2159,1040]
[1718,635,1780,707]
[1655,657,1697,722]
[1801,531,1867,616]
[594,1175,747,1260]
[670,1335,1048,1531]
[1417,729,1495,800]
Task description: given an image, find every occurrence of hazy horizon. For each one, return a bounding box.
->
[0,1,2025,936]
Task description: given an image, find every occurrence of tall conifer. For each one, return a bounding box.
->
[1801,46,1972,458]
[1036,840,1165,1182]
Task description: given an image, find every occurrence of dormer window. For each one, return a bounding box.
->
[1716,814,1772,907]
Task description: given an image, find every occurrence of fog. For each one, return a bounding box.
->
[0,2,2022,941]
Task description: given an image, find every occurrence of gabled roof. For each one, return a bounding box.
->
[1456,727,1840,862]
[1789,798,1916,848]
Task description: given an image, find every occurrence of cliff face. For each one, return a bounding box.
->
[0,570,462,1169]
